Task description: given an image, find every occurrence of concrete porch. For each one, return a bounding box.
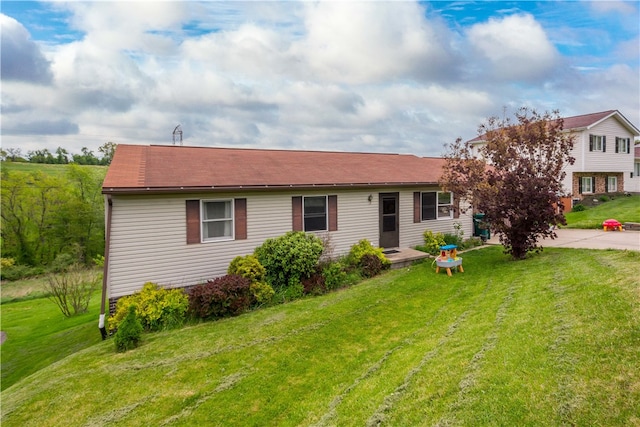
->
[382,248,431,269]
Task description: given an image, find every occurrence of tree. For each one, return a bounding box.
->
[440,108,575,259]
[98,142,116,165]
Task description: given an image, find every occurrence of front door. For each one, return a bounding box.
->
[379,192,399,248]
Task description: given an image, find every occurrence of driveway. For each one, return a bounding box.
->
[487,228,640,251]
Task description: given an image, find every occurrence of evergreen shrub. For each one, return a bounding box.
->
[114,305,143,352]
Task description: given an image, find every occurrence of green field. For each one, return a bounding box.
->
[2,246,638,426]
[1,161,107,177]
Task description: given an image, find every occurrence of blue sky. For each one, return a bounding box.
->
[1,1,639,156]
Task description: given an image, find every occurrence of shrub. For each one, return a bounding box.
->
[1,258,16,269]
[46,264,101,317]
[443,233,463,247]
[322,262,348,291]
[571,204,586,212]
[422,230,446,255]
[360,254,387,278]
[346,239,390,269]
[108,282,189,333]
[254,231,324,290]
[250,281,275,305]
[302,270,326,295]
[274,283,305,303]
[228,254,266,283]
[188,275,253,320]
[0,264,45,281]
[114,305,143,352]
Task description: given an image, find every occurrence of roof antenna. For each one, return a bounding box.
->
[172,124,183,146]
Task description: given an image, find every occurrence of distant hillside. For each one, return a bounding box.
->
[1,161,107,179]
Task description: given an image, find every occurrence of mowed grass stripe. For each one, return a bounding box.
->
[2,247,638,426]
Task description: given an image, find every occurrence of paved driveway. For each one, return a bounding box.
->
[487,228,640,251]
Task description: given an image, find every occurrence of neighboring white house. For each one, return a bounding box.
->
[469,110,640,203]
[100,144,473,312]
[629,145,640,194]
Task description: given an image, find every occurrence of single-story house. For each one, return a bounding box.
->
[468,110,640,204]
[99,144,473,320]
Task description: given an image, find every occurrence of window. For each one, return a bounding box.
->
[303,196,327,231]
[615,137,630,153]
[202,200,233,241]
[421,191,453,220]
[607,176,617,192]
[580,176,594,194]
[589,134,605,152]
[635,162,640,177]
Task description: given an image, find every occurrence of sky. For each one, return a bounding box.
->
[1,0,639,158]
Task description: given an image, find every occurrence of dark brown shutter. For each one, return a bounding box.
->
[592,176,596,192]
[453,194,460,219]
[615,138,619,153]
[234,198,247,240]
[602,136,606,152]
[292,196,303,231]
[578,177,583,194]
[186,200,200,244]
[589,135,594,152]
[328,195,338,231]
[627,139,631,154]
[413,192,421,223]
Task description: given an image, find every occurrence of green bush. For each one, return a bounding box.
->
[322,262,348,291]
[0,264,45,281]
[108,282,189,333]
[228,254,266,283]
[250,281,275,305]
[254,231,324,290]
[422,230,446,255]
[346,240,390,268]
[188,275,253,319]
[114,305,143,352]
[572,204,586,212]
[274,283,305,303]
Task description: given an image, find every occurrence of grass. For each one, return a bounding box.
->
[564,195,640,228]
[0,291,103,391]
[1,161,107,178]
[2,246,639,426]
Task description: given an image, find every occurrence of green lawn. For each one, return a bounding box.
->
[2,246,638,426]
[564,195,640,228]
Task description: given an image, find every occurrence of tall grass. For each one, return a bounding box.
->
[2,246,638,426]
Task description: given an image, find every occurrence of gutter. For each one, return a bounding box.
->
[99,195,113,340]
[101,182,441,196]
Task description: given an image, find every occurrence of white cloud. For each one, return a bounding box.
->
[467,14,559,81]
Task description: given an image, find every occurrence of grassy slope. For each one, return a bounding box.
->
[563,195,640,228]
[0,292,102,390]
[2,247,638,426]
[0,161,107,177]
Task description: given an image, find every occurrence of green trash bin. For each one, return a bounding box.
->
[473,213,490,241]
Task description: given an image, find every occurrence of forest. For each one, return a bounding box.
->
[1,160,107,279]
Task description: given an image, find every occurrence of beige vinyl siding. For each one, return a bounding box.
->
[581,119,634,172]
[397,188,473,248]
[107,190,381,298]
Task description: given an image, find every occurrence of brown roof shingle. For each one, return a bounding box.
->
[103,145,447,193]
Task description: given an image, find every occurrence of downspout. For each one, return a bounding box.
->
[99,195,113,340]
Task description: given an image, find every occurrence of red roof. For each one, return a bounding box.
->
[468,110,639,143]
[103,145,447,194]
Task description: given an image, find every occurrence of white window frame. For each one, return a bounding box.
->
[615,137,630,153]
[303,195,328,232]
[421,191,453,220]
[201,199,234,242]
[590,135,604,152]
[581,176,594,194]
[607,176,617,192]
